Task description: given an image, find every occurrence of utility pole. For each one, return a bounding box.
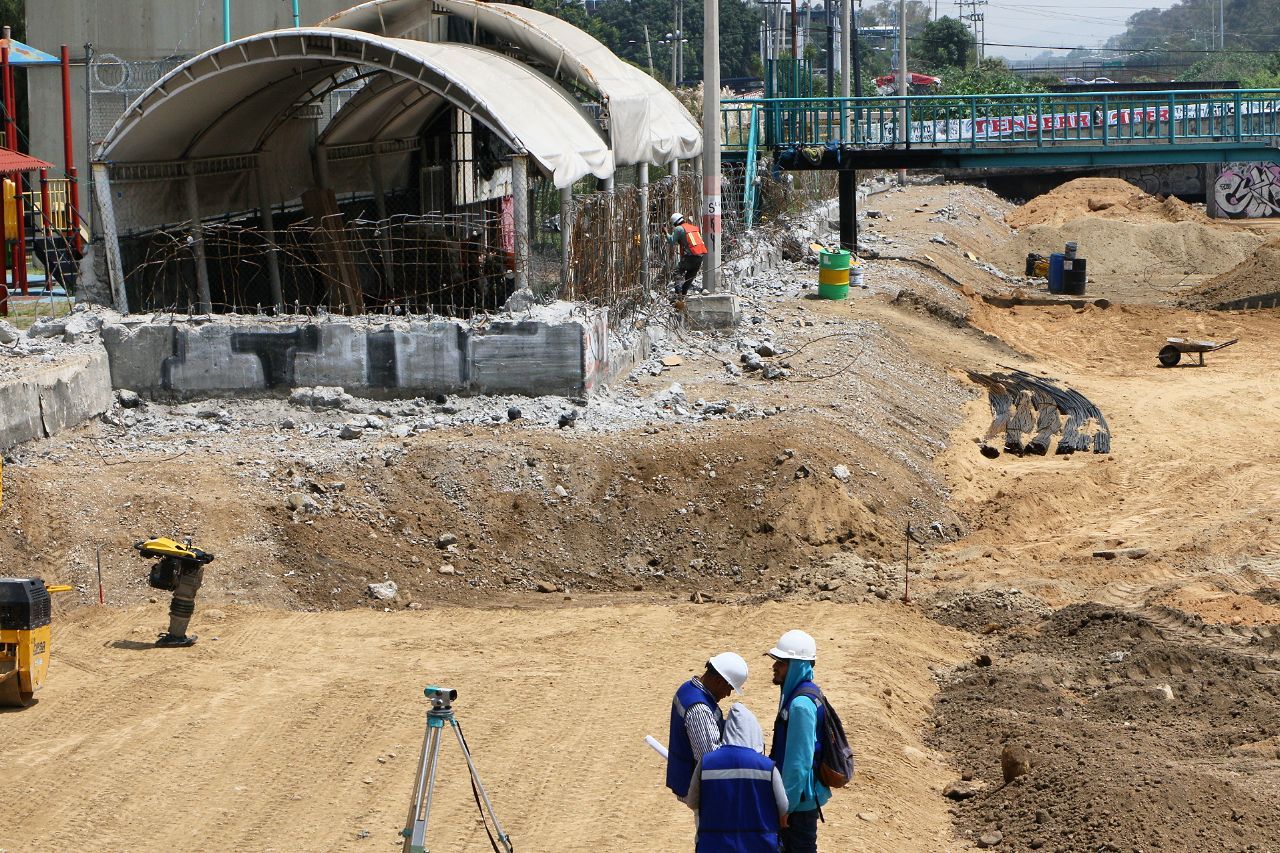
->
[644,24,655,76]
[702,0,721,293]
[791,0,799,58]
[897,0,907,185]
[1219,0,1224,50]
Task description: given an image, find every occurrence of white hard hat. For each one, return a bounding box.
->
[768,629,816,662]
[670,212,685,226]
[708,651,749,693]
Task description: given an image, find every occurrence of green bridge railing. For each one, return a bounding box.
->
[721,89,1280,153]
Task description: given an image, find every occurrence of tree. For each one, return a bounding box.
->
[592,0,763,82]
[917,16,973,72]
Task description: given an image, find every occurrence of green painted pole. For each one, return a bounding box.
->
[292,0,301,27]
[223,0,231,42]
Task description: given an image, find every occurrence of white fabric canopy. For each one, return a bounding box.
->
[96,28,614,190]
[322,0,703,166]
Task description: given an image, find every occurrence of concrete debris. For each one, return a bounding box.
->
[501,287,538,313]
[507,406,522,421]
[367,580,398,600]
[0,319,18,345]
[832,464,851,482]
[25,317,68,339]
[536,581,558,593]
[436,533,458,549]
[291,386,354,410]
[115,389,142,409]
[287,492,318,512]
[338,424,365,440]
[437,564,457,575]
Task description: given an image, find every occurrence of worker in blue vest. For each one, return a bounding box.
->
[767,630,831,853]
[685,703,790,852]
[666,652,749,802]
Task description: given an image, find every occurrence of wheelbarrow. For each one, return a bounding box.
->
[1157,337,1238,367]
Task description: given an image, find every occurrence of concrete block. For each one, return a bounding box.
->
[683,293,742,331]
[392,322,467,392]
[39,349,114,437]
[292,324,369,388]
[102,324,175,391]
[470,320,585,397]
[165,324,267,393]
[0,379,42,450]
[0,349,113,450]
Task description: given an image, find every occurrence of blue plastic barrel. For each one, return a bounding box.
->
[1048,252,1065,294]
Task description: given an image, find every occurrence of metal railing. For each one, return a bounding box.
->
[721,89,1280,152]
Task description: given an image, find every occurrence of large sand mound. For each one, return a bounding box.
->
[1006,177,1208,229]
[998,218,1263,282]
[1179,236,1280,308]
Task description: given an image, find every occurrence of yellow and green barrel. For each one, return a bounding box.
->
[818,248,854,299]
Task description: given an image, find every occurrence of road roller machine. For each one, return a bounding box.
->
[0,577,54,707]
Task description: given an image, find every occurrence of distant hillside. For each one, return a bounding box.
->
[1106,0,1280,84]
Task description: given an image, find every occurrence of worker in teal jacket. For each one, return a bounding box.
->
[767,630,831,852]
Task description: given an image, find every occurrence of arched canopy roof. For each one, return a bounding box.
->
[95,27,614,189]
[321,0,702,166]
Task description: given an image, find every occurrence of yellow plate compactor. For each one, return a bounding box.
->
[0,577,53,707]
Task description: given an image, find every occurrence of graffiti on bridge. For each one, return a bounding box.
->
[1214,162,1280,218]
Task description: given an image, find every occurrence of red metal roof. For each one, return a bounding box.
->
[0,149,52,172]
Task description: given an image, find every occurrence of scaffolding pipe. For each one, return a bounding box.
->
[184,168,213,313]
[638,163,650,293]
[512,154,530,292]
[224,0,232,43]
[91,163,128,313]
[559,184,573,295]
[255,164,284,311]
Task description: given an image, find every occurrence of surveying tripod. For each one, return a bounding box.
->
[401,686,514,853]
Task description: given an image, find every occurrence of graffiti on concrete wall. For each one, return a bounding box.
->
[1214,162,1280,218]
[108,319,598,399]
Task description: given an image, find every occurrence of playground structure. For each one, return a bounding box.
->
[0,31,85,318]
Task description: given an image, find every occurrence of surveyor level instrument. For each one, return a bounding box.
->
[402,686,514,853]
[135,536,214,648]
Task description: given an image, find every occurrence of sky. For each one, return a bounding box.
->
[943,0,1186,61]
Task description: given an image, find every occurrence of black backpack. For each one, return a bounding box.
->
[794,685,856,789]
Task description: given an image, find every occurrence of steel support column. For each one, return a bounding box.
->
[184,168,213,313]
[838,169,856,251]
[512,154,530,292]
[560,185,573,296]
[639,162,651,293]
[255,164,284,312]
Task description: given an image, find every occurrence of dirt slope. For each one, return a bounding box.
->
[0,602,969,853]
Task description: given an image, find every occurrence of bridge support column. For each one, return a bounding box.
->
[838,169,857,253]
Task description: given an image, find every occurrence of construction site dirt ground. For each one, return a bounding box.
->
[4,178,1280,852]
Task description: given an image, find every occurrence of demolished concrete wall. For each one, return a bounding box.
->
[101,307,630,400]
[0,350,114,451]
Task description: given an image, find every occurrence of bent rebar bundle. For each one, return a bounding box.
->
[967,369,1112,456]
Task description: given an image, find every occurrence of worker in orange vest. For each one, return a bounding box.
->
[667,212,708,298]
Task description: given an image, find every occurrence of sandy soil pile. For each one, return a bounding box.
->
[997,217,1263,287]
[1179,235,1280,308]
[995,178,1267,297]
[931,602,1280,851]
[1005,177,1208,229]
